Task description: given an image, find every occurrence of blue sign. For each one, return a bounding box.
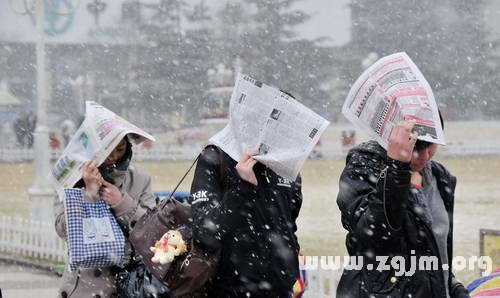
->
[30,0,75,36]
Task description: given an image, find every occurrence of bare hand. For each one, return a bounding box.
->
[387,120,418,163]
[82,160,103,197]
[235,151,258,186]
[99,180,123,206]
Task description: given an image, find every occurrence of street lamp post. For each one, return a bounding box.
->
[28,0,55,223]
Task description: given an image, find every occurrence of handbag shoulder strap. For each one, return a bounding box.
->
[167,155,200,200]
[164,145,228,205]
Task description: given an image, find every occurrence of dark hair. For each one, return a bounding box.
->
[414,140,433,151]
[98,138,133,184]
[414,110,444,150]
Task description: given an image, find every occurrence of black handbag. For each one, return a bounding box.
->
[128,151,222,297]
[115,259,171,298]
[117,147,226,298]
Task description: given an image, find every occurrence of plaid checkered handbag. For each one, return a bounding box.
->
[64,188,125,271]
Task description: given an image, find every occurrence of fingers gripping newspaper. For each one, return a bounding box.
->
[210,73,330,181]
[50,101,155,198]
[342,52,445,149]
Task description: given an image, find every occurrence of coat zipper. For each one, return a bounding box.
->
[378,166,402,232]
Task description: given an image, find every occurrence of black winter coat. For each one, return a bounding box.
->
[190,146,302,297]
[336,141,469,298]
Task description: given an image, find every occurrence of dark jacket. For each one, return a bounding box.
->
[190,146,302,297]
[336,141,469,298]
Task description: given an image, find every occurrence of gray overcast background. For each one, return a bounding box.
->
[0,0,351,46]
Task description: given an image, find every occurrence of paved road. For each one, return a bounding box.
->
[0,261,60,298]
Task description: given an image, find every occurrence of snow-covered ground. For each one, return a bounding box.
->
[0,120,498,289]
[0,261,59,297]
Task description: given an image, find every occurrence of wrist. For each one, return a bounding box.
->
[111,193,134,217]
[386,157,411,171]
[82,187,98,202]
[108,193,123,206]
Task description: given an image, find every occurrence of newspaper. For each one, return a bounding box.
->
[209,73,330,181]
[50,101,155,197]
[342,52,445,149]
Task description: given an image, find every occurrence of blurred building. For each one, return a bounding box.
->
[0,0,355,132]
[348,0,500,119]
[350,0,500,52]
[0,0,186,132]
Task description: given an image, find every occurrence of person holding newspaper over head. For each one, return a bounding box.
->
[336,53,469,297]
[191,145,303,297]
[53,102,156,298]
[190,74,329,297]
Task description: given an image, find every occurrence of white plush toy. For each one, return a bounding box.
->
[150,230,188,265]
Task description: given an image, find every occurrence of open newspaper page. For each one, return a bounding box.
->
[210,73,330,181]
[342,52,445,149]
[209,74,276,160]
[50,101,155,197]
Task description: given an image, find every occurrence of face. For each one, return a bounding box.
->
[167,231,182,243]
[104,139,127,166]
[410,143,439,172]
